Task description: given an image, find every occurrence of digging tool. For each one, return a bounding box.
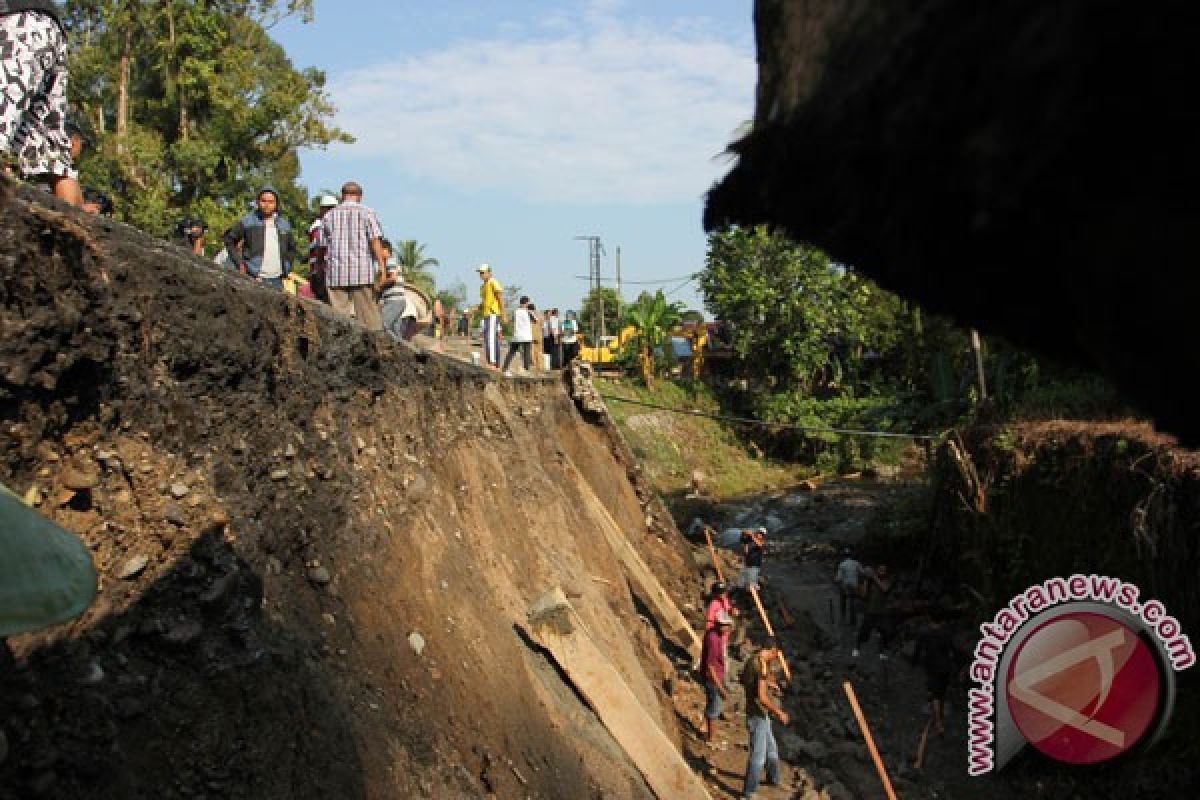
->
[842,680,899,800]
[776,596,795,629]
[703,527,725,584]
[748,586,791,682]
[913,716,933,770]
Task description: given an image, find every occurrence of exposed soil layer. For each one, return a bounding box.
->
[0,186,700,799]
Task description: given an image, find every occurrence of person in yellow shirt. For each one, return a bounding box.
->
[478,263,504,369]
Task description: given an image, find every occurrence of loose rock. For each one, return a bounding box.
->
[270,468,290,481]
[169,482,190,499]
[61,461,99,491]
[408,631,426,656]
[119,555,149,580]
[307,566,332,585]
[163,620,203,646]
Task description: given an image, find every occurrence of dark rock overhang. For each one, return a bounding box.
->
[706,0,1199,443]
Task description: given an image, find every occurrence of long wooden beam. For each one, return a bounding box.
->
[748,585,791,681]
[842,680,899,800]
[575,476,702,659]
[523,589,713,800]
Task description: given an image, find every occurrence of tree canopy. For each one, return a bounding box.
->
[65,0,351,248]
[700,226,908,394]
[579,287,622,342]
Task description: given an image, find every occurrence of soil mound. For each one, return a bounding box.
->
[0,186,699,799]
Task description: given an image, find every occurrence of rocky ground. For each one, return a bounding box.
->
[0,185,704,800]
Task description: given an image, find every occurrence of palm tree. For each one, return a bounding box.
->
[395,239,439,296]
[622,290,684,386]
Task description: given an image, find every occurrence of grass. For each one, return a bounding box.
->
[599,378,815,500]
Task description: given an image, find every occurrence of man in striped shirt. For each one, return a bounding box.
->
[317,181,388,331]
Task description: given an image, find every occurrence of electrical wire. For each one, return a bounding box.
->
[598,393,941,441]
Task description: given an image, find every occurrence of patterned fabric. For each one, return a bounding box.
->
[0,11,75,179]
[318,199,384,288]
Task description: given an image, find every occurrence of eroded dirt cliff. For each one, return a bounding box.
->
[0,185,699,799]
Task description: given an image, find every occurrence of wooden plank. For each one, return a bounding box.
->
[843,680,899,800]
[703,527,725,583]
[748,586,792,681]
[575,478,702,659]
[523,589,713,800]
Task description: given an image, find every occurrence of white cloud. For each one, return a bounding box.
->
[327,6,754,205]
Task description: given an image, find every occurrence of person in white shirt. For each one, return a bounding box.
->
[502,296,539,376]
[561,309,580,364]
[834,548,865,626]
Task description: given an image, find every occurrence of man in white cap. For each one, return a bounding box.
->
[477,263,504,369]
[306,193,339,304]
[738,527,767,592]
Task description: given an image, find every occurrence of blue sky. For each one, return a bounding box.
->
[273,0,755,313]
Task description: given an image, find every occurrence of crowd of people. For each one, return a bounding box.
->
[474,263,580,374]
[2,4,580,370]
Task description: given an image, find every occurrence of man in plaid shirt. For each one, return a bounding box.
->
[317,181,388,331]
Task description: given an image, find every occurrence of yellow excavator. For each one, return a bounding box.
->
[577,325,637,367]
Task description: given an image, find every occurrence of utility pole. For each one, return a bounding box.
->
[615,246,622,303]
[574,235,605,355]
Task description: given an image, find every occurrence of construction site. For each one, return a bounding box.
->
[3,174,1200,800]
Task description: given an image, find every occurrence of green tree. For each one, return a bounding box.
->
[65,0,351,248]
[579,287,622,343]
[701,226,906,394]
[393,239,439,297]
[622,290,684,386]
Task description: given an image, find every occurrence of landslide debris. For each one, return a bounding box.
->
[0,186,702,799]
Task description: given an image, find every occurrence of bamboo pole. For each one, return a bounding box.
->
[776,596,795,628]
[748,586,791,681]
[913,716,932,770]
[842,681,898,800]
[703,527,725,584]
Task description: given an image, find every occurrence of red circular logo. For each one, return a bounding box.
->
[1006,612,1161,765]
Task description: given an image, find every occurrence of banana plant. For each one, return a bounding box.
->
[622,290,685,386]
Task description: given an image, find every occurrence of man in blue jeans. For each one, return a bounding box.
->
[700,610,735,748]
[740,636,789,798]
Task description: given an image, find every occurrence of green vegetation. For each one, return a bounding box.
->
[579,287,622,338]
[696,226,1130,470]
[393,239,439,297]
[65,0,350,253]
[602,379,813,499]
[621,290,684,386]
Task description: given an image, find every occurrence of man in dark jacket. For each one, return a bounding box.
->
[223,187,295,289]
[1,1,82,206]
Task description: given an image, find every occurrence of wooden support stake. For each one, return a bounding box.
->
[913,716,932,770]
[842,680,898,800]
[748,586,791,682]
[703,527,724,584]
[776,597,795,629]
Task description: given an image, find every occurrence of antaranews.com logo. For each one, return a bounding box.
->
[967,574,1194,775]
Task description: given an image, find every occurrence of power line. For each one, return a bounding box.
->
[573,274,696,285]
[598,393,941,441]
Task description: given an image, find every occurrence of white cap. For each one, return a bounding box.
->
[476,262,492,273]
[318,194,338,207]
